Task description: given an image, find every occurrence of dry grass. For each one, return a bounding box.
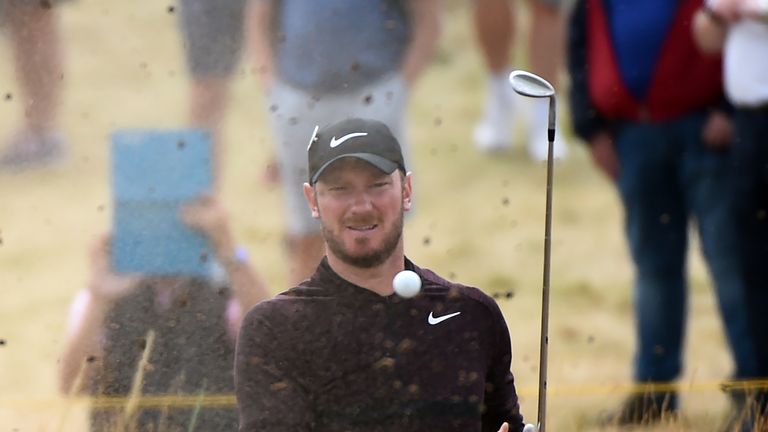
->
[0,0,743,430]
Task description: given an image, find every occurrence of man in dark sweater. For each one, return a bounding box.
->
[235,118,526,432]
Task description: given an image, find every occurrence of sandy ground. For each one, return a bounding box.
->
[0,0,739,430]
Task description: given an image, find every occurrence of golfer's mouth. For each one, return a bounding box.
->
[347,224,378,232]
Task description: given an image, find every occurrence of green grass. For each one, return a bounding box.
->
[0,0,741,430]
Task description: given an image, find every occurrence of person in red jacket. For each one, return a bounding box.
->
[568,0,757,425]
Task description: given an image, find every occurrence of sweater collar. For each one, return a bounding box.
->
[311,256,418,302]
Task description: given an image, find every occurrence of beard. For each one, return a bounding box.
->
[321,208,404,269]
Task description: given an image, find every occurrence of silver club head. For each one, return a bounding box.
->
[509,70,557,136]
[508,70,555,98]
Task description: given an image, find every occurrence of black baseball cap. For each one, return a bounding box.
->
[307,118,406,185]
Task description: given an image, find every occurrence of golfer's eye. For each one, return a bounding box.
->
[371,181,389,189]
[328,186,348,193]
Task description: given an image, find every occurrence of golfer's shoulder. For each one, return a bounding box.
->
[248,280,332,322]
[415,265,501,313]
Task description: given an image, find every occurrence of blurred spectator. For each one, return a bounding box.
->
[58,195,270,430]
[247,0,441,284]
[568,0,757,425]
[694,1,768,428]
[472,0,568,160]
[0,0,68,170]
[177,0,248,183]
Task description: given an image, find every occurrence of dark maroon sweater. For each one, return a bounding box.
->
[235,258,525,432]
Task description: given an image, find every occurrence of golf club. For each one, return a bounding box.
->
[508,70,556,432]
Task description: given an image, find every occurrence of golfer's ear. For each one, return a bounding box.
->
[303,182,320,218]
[403,172,413,211]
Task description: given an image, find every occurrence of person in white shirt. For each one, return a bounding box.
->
[694,2,768,430]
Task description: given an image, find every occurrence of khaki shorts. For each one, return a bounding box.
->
[178,0,246,77]
[267,74,410,236]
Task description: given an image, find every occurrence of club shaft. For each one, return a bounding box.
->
[537,96,556,432]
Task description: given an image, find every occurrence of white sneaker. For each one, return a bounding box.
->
[526,100,568,161]
[473,73,517,153]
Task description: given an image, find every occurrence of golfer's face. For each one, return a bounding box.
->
[311,158,410,268]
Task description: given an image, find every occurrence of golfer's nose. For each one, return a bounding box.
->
[349,190,374,212]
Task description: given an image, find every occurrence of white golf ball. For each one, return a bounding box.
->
[523,424,538,432]
[393,270,421,298]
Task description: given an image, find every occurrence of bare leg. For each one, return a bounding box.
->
[0,3,68,169]
[472,0,518,152]
[524,1,568,161]
[528,1,563,87]
[473,0,514,74]
[7,2,63,134]
[287,233,325,285]
[189,77,230,185]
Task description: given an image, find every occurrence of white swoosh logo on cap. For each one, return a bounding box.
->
[330,132,368,148]
[427,311,461,325]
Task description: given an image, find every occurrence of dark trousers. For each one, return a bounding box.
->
[614,111,756,385]
[731,106,768,402]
